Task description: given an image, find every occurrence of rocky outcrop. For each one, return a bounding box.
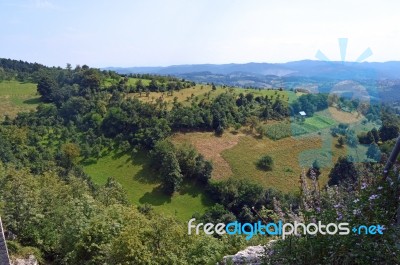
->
[222,245,265,265]
[11,255,38,265]
[220,240,276,265]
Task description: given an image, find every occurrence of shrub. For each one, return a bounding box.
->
[257,155,274,171]
[265,123,291,140]
[328,156,358,186]
[267,167,400,265]
[215,125,224,136]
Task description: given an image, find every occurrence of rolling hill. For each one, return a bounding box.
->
[104,60,400,101]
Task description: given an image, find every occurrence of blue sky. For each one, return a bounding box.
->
[1,0,399,67]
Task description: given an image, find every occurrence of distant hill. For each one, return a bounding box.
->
[103,60,400,80]
[103,60,400,101]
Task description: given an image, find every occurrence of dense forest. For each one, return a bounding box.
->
[0,59,400,264]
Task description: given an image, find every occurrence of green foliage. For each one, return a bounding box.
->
[0,167,93,256]
[151,140,214,195]
[215,125,224,136]
[193,154,213,184]
[338,136,345,146]
[312,159,321,171]
[208,178,270,222]
[165,90,290,135]
[268,167,400,265]
[358,130,375,144]
[366,143,381,161]
[3,59,400,264]
[346,129,359,147]
[379,124,399,142]
[310,160,321,177]
[37,74,58,102]
[290,93,328,116]
[95,177,129,206]
[328,156,358,186]
[331,122,349,136]
[160,151,183,194]
[128,74,192,92]
[256,155,274,171]
[175,143,199,178]
[194,204,236,224]
[59,142,80,168]
[265,123,292,140]
[0,163,239,264]
[151,140,183,194]
[7,241,43,264]
[380,138,397,155]
[371,127,380,142]
[175,144,213,184]
[247,116,260,133]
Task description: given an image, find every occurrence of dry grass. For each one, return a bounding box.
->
[127,84,215,108]
[170,131,243,180]
[328,107,363,124]
[0,81,40,119]
[222,135,320,191]
[127,85,294,109]
[171,128,346,192]
[0,95,39,118]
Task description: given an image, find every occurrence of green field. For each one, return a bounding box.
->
[170,128,346,192]
[127,77,151,86]
[265,113,337,140]
[0,80,40,118]
[302,114,337,129]
[221,134,340,192]
[168,108,355,192]
[82,150,213,221]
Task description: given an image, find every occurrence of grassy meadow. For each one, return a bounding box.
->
[82,150,214,221]
[0,80,41,118]
[170,107,376,193]
[171,129,345,192]
[129,82,295,108]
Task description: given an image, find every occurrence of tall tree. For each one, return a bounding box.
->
[37,74,58,102]
[328,156,358,186]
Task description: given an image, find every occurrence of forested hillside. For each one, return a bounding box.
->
[0,59,400,264]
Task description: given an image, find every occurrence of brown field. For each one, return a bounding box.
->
[328,107,363,124]
[171,128,346,192]
[170,131,243,179]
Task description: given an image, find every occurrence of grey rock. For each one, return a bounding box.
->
[11,255,38,265]
[220,240,276,265]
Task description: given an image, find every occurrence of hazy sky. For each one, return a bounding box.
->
[1,0,399,67]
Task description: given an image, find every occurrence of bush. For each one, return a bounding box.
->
[215,125,224,136]
[265,123,291,140]
[7,241,43,264]
[257,155,274,171]
[328,156,358,186]
[267,167,400,265]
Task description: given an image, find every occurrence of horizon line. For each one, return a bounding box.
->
[3,57,400,69]
[101,59,400,69]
